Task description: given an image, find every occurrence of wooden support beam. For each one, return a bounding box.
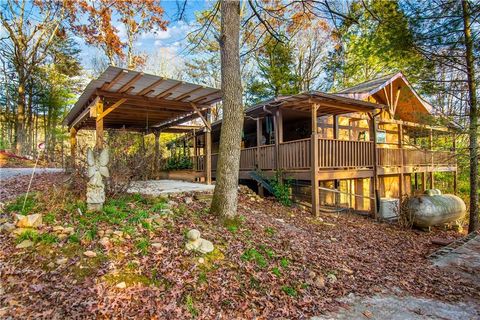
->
[311,104,320,217]
[190,103,211,130]
[453,134,458,194]
[369,114,379,218]
[137,78,165,96]
[429,129,434,189]
[174,86,205,101]
[96,98,104,149]
[192,130,197,171]
[117,72,144,93]
[276,109,283,143]
[154,130,161,176]
[70,127,77,168]
[205,110,212,185]
[97,98,127,122]
[398,123,405,197]
[102,69,128,91]
[156,82,184,99]
[191,91,221,103]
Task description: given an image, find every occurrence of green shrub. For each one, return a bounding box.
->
[281,285,297,297]
[269,172,292,206]
[164,155,192,170]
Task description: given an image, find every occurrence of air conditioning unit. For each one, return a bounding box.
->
[379,198,400,220]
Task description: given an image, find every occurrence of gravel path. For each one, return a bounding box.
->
[0,168,64,180]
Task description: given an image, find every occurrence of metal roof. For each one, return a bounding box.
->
[64,66,222,131]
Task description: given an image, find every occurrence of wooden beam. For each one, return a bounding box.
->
[205,110,212,185]
[156,82,184,99]
[102,69,128,91]
[174,86,205,101]
[191,91,221,103]
[97,89,204,110]
[117,72,144,93]
[70,127,77,168]
[97,98,127,122]
[190,103,211,130]
[453,134,458,194]
[398,123,405,197]
[137,78,165,96]
[311,103,320,217]
[96,98,104,149]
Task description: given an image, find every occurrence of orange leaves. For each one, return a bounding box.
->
[66,0,168,67]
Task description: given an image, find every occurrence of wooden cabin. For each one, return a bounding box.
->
[189,73,457,216]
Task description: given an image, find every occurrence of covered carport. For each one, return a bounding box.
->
[63,66,221,184]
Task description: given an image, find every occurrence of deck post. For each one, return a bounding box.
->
[273,110,280,171]
[95,97,104,150]
[205,110,212,185]
[192,129,197,171]
[70,127,77,169]
[453,133,458,194]
[311,104,320,217]
[369,113,379,218]
[429,128,434,189]
[398,123,405,197]
[333,115,340,206]
[256,117,264,196]
[154,129,161,175]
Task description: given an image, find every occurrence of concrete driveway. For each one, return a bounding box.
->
[127,179,214,195]
[0,168,64,180]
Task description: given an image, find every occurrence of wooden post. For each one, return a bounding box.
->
[429,129,434,189]
[256,117,264,196]
[311,104,320,217]
[205,110,212,185]
[333,115,340,206]
[398,123,404,197]
[413,136,418,191]
[154,130,161,175]
[70,127,77,168]
[95,98,104,150]
[354,179,364,211]
[369,114,379,218]
[273,111,279,171]
[422,172,427,191]
[192,130,197,171]
[276,109,283,143]
[453,133,458,194]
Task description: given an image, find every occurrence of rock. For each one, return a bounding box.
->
[159,209,172,215]
[11,227,32,236]
[326,273,337,283]
[198,239,214,254]
[99,237,110,247]
[184,197,193,204]
[47,262,55,268]
[56,258,68,265]
[116,282,127,289]
[314,276,325,288]
[1,222,16,233]
[63,227,75,235]
[16,239,34,249]
[151,242,162,249]
[83,250,97,258]
[16,214,42,228]
[167,200,177,207]
[198,257,205,264]
[186,229,201,241]
[342,267,354,275]
[113,231,124,237]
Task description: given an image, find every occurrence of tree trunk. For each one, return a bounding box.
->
[15,75,26,156]
[462,0,479,233]
[210,0,244,218]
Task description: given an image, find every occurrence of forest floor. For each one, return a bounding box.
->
[0,173,479,319]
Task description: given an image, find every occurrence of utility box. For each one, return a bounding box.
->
[379,198,400,220]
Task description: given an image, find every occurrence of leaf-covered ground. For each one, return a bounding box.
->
[0,175,479,319]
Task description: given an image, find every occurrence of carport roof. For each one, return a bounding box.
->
[64,66,222,131]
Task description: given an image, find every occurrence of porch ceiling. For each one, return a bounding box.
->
[64,66,221,132]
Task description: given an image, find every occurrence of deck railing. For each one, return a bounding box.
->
[192,138,456,172]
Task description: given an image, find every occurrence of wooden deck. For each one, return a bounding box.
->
[194,137,456,180]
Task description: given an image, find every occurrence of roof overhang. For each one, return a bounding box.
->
[64,66,222,132]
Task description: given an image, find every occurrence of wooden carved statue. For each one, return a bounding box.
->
[86,148,109,211]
